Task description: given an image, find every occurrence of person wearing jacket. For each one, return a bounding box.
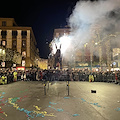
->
[13,70,17,82]
[89,73,94,82]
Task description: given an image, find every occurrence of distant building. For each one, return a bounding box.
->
[52,27,70,69]
[38,58,48,70]
[0,18,40,68]
[50,26,87,70]
[54,26,70,38]
[49,26,115,71]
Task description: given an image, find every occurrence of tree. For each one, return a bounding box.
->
[0,47,22,67]
[12,51,22,64]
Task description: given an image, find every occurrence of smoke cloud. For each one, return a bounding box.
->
[68,0,120,49]
[50,0,120,64]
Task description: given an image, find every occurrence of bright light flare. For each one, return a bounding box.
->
[51,35,71,55]
[59,36,71,54]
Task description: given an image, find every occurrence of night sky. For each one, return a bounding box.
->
[0,0,79,58]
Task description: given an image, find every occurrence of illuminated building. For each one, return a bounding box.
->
[38,58,48,70]
[50,26,70,69]
[0,18,40,68]
[50,26,117,71]
[54,26,70,38]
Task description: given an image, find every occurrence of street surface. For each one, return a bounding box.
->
[0,81,120,120]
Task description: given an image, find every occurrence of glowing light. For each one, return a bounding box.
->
[84,43,88,47]
[111,68,114,71]
[51,35,71,55]
[95,42,98,45]
[59,36,71,54]
[96,68,98,71]
[0,49,2,53]
[3,50,5,54]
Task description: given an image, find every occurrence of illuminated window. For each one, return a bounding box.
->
[0,49,2,54]
[22,60,25,66]
[1,40,7,46]
[56,33,59,37]
[22,40,26,48]
[22,51,26,58]
[2,21,6,26]
[2,50,5,54]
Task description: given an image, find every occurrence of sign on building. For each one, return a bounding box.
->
[22,60,25,66]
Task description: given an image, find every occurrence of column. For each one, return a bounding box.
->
[0,30,2,44]
[27,30,30,57]
[6,30,12,48]
[17,30,22,53]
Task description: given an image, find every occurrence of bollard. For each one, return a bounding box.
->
[67,81,70,96]
[48,81,49,90]
[66,81,68,90]
[44,80,46,95]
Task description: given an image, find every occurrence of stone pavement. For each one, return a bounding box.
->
[0,81,120,120]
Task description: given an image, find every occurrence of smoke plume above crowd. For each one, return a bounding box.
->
[50,0,120,58]
[68,0,120,49]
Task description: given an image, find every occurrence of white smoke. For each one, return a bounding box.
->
[68,0,120,49]
[50,0,120,62]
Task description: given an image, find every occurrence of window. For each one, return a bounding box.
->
[1,31,7,39]
[21,31,27,38]
[12,31,18,38]
[2,21,6,26]
[22,40,26,48]
[22,60,25,66]
[22,51,26,59]
[1,40,7,46]
[12,40,17,48]
[56,33,59,37]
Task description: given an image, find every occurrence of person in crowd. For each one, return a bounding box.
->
[67,69,70,81]
[117,72,120,85]
[43,70,48,81]
[115,72,118,84]
[26,70,30,81]
[17,71,21,81]
[8,70,13,83]
[13,70,17,82]
[21,71,24,81]
[33,70,37,81]
[23,71,26,81]
[39,70,43,81]
[36,70,39,81]
[89,73,94,82]
[30,70,34,81]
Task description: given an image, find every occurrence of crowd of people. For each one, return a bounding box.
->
[0,68,120,85]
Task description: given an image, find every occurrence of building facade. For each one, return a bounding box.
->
[49,26,118,71]
[0,18,39,68]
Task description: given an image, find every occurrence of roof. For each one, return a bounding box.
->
[0,18,18,26]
